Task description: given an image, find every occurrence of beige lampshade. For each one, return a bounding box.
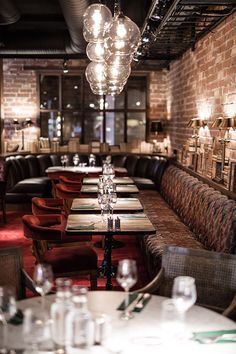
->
[219,116,236,129]
[211,116,223,128]
[187,117,206,128]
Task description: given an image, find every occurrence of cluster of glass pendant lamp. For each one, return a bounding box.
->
[83,2,141,96]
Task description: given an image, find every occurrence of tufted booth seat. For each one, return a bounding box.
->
[5,153,168,202]
[139,164,236,279]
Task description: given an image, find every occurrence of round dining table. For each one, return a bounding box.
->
[8,291,236,354]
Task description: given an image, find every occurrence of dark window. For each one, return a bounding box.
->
[39,73,147,144]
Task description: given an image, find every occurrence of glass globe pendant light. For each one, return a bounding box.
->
[105,13,141,55]
[85,62,106,86]
[83,3,112,42]
[86,42,105,62]
[105,63,131,83]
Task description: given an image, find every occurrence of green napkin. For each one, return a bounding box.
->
[193,329,236,343]
[117,293,151,313]
[73,205,96,209]
[8,309,24,325]
[67,224,95,230]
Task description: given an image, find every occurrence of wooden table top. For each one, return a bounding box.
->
[66,213,156,235]
[81,184,139,194]
[83,176,134,185]
[71,197,143,213]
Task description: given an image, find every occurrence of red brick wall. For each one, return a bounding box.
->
[2,59,62,124]
[166,12,236,152]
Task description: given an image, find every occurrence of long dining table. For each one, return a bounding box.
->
[66,213,156,290]
[70,197,143,213]
[8,291,236,354]
[80,184,139,195]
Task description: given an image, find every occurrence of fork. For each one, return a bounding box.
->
[134,293,151,310]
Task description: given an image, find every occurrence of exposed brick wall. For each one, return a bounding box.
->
[3,59,62,124]
[166,12,236,152]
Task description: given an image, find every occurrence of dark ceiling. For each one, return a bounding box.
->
[0,0,235,69]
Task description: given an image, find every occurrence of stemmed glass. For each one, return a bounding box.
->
[116,259,137,320]
[73,154,80,167]
[0,286,17,353]
[172,276,197,315]
[109,192,117,218]
[33,263,54,310]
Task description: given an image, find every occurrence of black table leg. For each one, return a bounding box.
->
[103,233,113,290]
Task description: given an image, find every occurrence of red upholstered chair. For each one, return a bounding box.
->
[0,160,7,223]
[22,214,97,289]
[32,197,64,216]
[59,175,83,188]
[55,182,86,214]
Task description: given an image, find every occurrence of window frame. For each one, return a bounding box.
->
[37,71,148,144]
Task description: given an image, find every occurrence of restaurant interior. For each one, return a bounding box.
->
[0,0,236,353]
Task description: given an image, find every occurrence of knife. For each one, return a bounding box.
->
[125,293,144,313]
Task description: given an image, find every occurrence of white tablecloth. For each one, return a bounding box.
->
[8,291,236,354]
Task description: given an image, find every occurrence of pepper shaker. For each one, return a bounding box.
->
[115,216,120,231]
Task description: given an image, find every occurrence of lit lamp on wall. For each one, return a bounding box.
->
[187,117,206,171]
[217,116,236,182]
[150,121,163,153]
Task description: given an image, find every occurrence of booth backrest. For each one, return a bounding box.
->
[160,165,236,253]
[125,155,140,176]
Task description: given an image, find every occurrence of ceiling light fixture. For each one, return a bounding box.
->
[62,59,69,74]
[83,0,141,96]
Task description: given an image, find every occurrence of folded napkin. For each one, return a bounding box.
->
[8,309,24,325]
[73,205,96,209]
[67,224,95,230]
[117,293,151,313]
[193,329,236,343]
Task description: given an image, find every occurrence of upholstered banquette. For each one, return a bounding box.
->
[5,153,167,203]
[139,164,236,278]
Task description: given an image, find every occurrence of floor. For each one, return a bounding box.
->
[0,209,149,295]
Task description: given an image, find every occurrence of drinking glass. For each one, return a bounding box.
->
[172,276,197,315]
[33,263,54,310]
[0,287,17,353]
[23,308,51,353]
[116,259,137,320]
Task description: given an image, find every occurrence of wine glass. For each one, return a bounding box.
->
[100,193,109,222]
[0,286,17,353]
[109,192,117,218]
[73,154,80,167]
[33,263,54,310]
[61,155,65,168]
[172,276,197,315]
[116,259,137,320]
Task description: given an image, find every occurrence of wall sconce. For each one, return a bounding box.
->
[150,120,163,136]
[62,59,69,74]
[217,116,236,182]
[187,117,206,171]
[150,120,164,153]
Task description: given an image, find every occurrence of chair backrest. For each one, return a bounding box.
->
[0,247,25,299]
[159,246,236,312]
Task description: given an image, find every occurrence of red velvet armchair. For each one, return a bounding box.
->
[22,214,97,289]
